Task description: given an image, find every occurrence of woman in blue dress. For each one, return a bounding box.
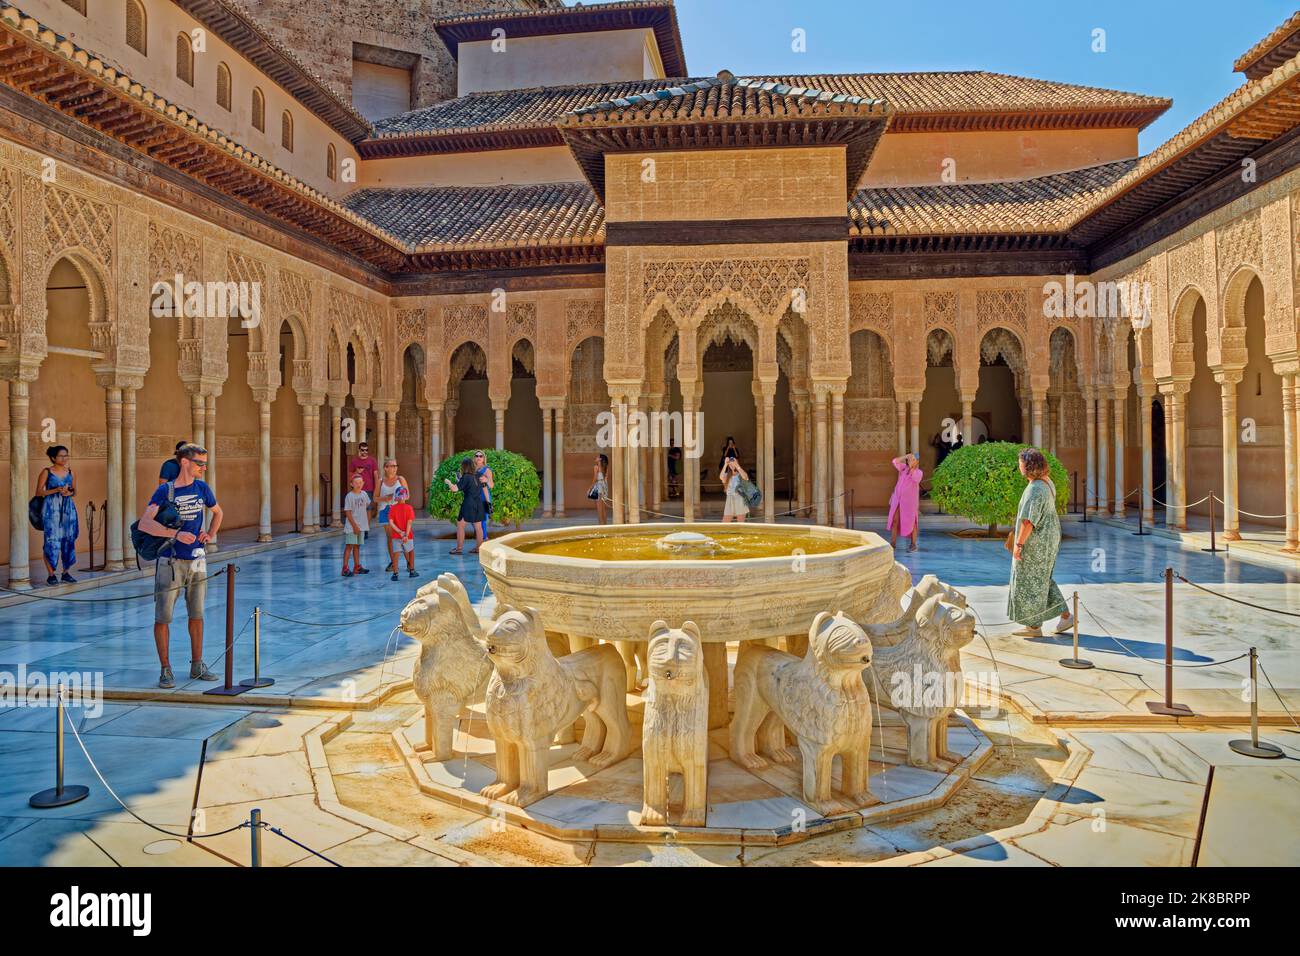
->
[36,444,79,585]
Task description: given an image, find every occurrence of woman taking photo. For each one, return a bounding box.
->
[36,445,79,585]
[886,453,923,552]
[375,458,409,573]
[592,454,609,524]
[472,450,494,540]
[719,453,749,523]
[1007,447,1072,637]
[445,457,486,554]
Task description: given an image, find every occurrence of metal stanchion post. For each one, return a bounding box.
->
[206,563,252,697]
[1147,567,1193,716]
[1229,648,1283,758]
[241,606,275,689]
[293,484,300,534]
[29,683,89,808]
[250,808,262,867]
[1201,492,1221,553]
[1059,591,1093,669]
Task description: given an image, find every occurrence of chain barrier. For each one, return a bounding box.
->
[260,822,342,867]
[1256,661,1300,733]
[0,565,229,603]
[259,605,411,628]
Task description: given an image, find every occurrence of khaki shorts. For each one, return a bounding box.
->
[154,557,207,624]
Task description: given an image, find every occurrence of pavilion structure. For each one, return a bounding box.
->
[2,0,1300,587]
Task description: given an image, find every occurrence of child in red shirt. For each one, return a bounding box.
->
[387,485,417,581]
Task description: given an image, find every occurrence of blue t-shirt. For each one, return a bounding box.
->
[159,459,180,482]
[148,479,216,560]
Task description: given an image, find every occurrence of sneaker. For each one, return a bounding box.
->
[190,660,218,681]
[390,572,399,582]
[46,575,58,586]
[159,666,175,689]
[408,569,418,578]
[60,572,77,583]
[342,569,353,577]
[356,567,370,574]
[385,562,394,573]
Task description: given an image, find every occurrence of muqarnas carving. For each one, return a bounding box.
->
[401,572,491,761]
[480,606,631,807]
[731,611,875,813]
[865,575,976,769]
[640,621,709,827]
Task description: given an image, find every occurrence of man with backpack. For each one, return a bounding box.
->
[136,443,223,688]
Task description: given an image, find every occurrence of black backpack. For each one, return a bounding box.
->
[130,482,183,561]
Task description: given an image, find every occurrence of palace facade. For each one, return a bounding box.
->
[1,0,1299,587]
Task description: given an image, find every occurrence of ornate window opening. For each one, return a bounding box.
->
[281,111,294,152]
[125,0,147,55]
[326,144,337,181]
[216,62,232,111]
[176,33,194,86]
[251,87,265,132]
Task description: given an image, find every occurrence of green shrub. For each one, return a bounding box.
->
[426,449,541,526]
[930,442,1068,532]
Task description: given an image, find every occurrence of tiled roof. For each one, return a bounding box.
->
[850,161,1138,236]
[1234,10,1300,78]
[369,71,1167,142]
[565,72,887,122]
[341,182,605,250]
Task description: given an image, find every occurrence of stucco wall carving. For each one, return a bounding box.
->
[43,184,113,273]
[976,288,1028,336]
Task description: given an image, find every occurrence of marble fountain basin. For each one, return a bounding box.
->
[478,522,901,644]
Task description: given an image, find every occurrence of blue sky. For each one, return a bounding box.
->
[666,0,1298,152]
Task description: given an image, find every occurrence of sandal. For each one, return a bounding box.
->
[466,548,480,554]
[449,548,463,555]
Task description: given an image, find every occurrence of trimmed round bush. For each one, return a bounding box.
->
[930,441,1069,533]
[426,448,541,526]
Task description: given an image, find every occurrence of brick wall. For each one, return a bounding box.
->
[239,0,556,112]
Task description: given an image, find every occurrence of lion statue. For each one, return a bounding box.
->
[480,606,631,807]
[864,580,976,770]
[730,611,875,813]
[401,572,491,761]
[640,621,709,827]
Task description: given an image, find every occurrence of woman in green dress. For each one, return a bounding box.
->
[1007,447,1072,637]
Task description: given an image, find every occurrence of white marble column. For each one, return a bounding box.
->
[554,406,565,517]
[681,386,697,521]
[800,394,812,513]
[896,400,907,456]
[429,402,443,487]
[1031,393,1044,450]
[625,393,641,524]
[961,399,974,447]
[813,390,829,525]
[1112,393,1125,519]
[443,401,456,457]
[122,388,137,563]
[1084,390,1097,515]
[908,399,921,460]
[832,387,846,528]
[1170,391,1188,530]
[205,393,218,548]
[610,394,624,524]
[257,399,273,541]
[190,391,206,451]
[1161,393,1175,528]
[301,404,315,533]
[355,404,368,455]
[1096,395,1110,516]
[753,380,764,485]
[7,379,31,589]
[1218,374,1241,540]
[1139,390,1154,527]
[1283,375,1298,551]
[104,387,124,570]
[387,409,396,469]
[760,382,775,522]
[493,402,506,451]
[330,400,343,527]
[374,408,386,463]
[542,406,554,517]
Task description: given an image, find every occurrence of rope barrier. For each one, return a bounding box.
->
[1172,572,1300,618]
[0,565,230,603]
[1211,494,1292,520]
[1257,661,1300,733]
[260,605,411,628]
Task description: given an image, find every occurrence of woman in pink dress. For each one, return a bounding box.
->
[886,453,923,552]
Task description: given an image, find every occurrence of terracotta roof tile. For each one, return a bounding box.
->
[1234,10,1300,77]
[341,181,605,250]
[370,71,1167,140]
[850,161,1137,236]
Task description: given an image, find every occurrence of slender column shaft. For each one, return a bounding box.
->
[205,394,218,545]
[813,392,829,525]
[610,396,624,524]
[542,407,554,517]
[122,389,137,562]
[682,391,696,521]
[908,400,920,460]
[1283,376,1298,551]
[763,386,776,523]
[1031,395,1044,449]
[258,401,273,541]
[1085,393,1097,514]
[191,392,206,451]
[1113,395,1126,518]
[961,400,973,447]
[1220,381,1240,540]
[1162,395,1175,528]
[375,409,386,463]
[896,401,907,456]
[7,380,31,588]
[800,396,812,512]
[625,394,640,524]
[104,387,124,570]
[330,403,343,528]
[301,405,314,533]
[387,410,396,468]
[554,407,565,517]
[1097,396,1110,516]
[1172,393,1188,530]
[831,389,846,527]
[1140,394,1154,526]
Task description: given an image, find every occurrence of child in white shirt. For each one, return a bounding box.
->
[341,474,371,576]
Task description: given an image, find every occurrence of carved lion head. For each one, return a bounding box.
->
[646,620,705,691]
[808,611,873,671]
[916,594,976,654]
[484,605,546,667]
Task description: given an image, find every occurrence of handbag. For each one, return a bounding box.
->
[27,494,43,531]
[737,478,762,508]
[587,486,601,500]
[130,481,183,562]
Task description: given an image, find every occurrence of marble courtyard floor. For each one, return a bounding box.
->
[0,516,1296,866]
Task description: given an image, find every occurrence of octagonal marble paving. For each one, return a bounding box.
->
[378,696,992,846]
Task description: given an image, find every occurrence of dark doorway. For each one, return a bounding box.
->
[1151,399,1166,517]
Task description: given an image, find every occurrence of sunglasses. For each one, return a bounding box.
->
[191,459,209,468]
